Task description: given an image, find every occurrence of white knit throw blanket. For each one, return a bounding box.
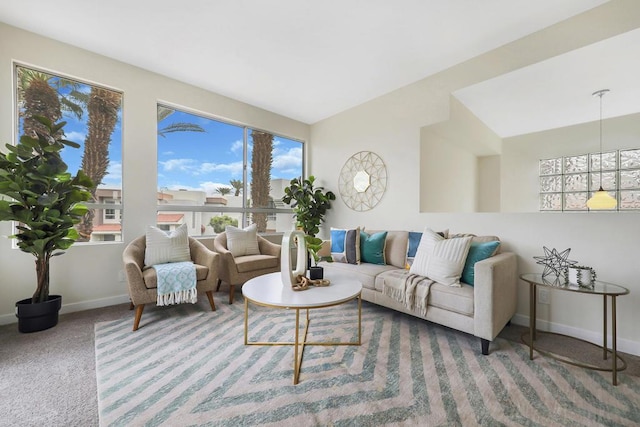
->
[382,270,433,316]
[153,261,197,306]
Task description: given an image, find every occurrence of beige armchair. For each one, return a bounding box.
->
[122,236,219,331]
[211,232,281,304]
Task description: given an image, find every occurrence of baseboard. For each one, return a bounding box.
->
[511,314,640,357]
[0,294,130,326]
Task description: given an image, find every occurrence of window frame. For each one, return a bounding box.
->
[13,62,124,243]
[156,102,304,235]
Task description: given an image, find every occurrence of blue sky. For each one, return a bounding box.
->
[17,69,303,196]
[157,110,303,195]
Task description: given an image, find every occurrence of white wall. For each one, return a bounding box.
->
[310,4,640,355]
[0,23,309,323]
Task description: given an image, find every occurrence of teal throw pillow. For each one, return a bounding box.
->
[360,231,387,265]
[407,231,422,258]
[461,241,500,286]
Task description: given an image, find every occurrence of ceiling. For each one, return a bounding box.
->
[2,0,630,135]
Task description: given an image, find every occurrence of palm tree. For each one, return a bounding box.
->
[230,179,243,196]
[17,67,85,139]
[157,105,205,137]
[216,187,232,196]
[77,87,122,241]
[18,69,62,139]
[250,130,273,232]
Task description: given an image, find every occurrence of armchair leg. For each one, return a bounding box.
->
[205,290,216,311]
[133,304,145,331]
[129,300,134,310]
[215,279,222,292]
[229,284,235,304]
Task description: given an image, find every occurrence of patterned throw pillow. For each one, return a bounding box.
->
[360,231,387,265]
[409,228,472,286]
[225,224,260,257]
[144,223,191,267]
[330,227,360,264]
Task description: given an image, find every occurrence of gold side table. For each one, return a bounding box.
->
[519,273,629,385]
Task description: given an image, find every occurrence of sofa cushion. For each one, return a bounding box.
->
[461,240,501,286]
[360,231,387,264]
[330,227,361,264]
[428,282,474,316]
[234,254,279,273]
[410,228,472,286]
[320,260,396,290]
[365,230,408,269]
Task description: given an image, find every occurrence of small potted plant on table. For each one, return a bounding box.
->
[282,176,335,278]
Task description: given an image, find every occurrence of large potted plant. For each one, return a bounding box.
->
[282,176,335,278]
[0,116,93,332]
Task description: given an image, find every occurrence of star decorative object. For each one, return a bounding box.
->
[533,246,578,278]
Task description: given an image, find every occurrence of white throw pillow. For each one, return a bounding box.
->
[409,228,472,286]
[226,223,260,257]
[144,223,191,266]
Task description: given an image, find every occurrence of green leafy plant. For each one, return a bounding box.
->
[209,214,238,233]
[305,235,332,267]
[0,116,93,303]
[281,176,336,237]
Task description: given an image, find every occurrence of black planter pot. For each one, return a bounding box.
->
[309,266,324,280]
[15,295,62,333]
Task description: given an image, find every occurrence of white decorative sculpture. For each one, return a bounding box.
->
[281,230,307,287]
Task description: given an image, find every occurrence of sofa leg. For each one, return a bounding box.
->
[206,290,216,311]
[215,279,222,292]
[229,284,235,304]
[133,304,145,331]
[481,338,490,355]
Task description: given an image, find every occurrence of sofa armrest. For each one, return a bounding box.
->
[472,252,518,341]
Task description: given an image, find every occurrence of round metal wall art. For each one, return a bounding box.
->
[338,151,387,211]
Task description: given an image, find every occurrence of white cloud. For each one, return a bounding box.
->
[65,131,85,143]
[230,140,243,154]
[98,161,122,189]
[160,158,198,172]
[199,161,243,176]
[199,181,232,195]
[273,146,303,170]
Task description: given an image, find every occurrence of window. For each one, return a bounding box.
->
[157,104,303,235]
[539,149,640,211]
[15,64,123,242]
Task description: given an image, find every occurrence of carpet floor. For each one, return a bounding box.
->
[94,297,640,426]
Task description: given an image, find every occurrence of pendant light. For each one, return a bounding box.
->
[586,89,617,210]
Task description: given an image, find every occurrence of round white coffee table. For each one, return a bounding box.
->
[242,272,362,384]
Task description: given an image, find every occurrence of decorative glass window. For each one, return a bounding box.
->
[14,64,123,242]
[540,149,640,211]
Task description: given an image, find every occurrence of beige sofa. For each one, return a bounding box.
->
[318,230,518,355]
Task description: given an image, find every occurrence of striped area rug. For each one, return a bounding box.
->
[95,297,640,426]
